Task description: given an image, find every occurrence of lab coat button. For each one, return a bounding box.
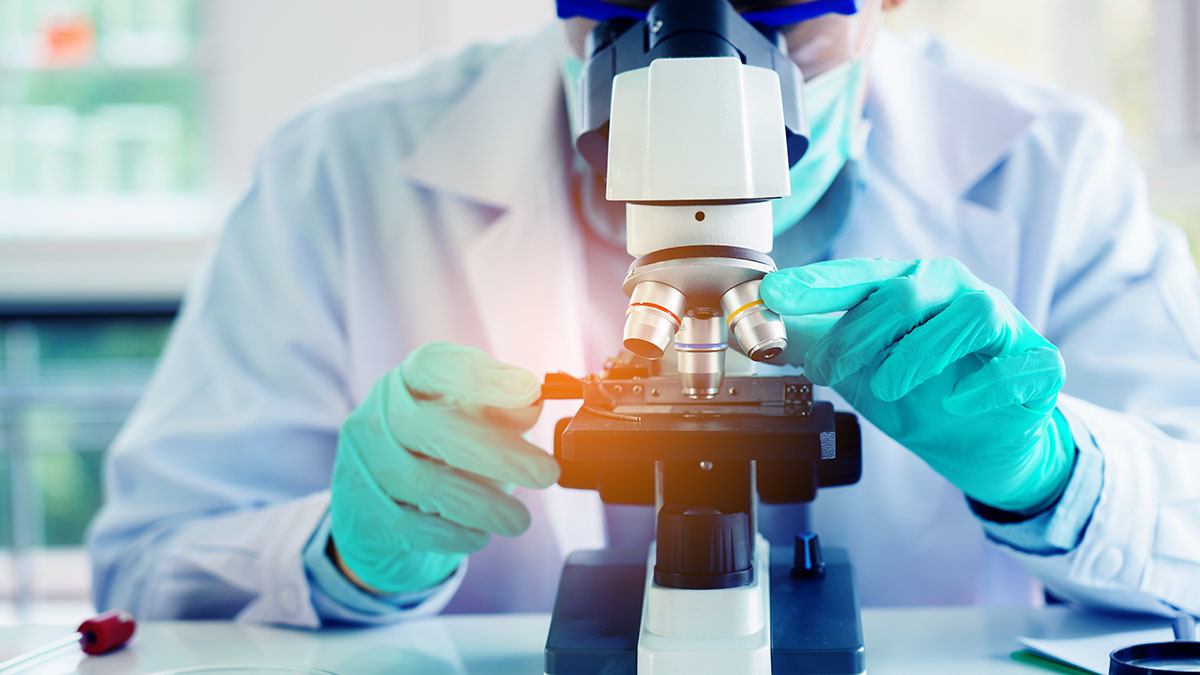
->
[1093,548,1124,580]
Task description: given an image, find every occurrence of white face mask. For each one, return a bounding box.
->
[561,54,586,144]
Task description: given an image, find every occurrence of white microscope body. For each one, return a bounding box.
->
[607,55,791,675]
[542,2,865,674]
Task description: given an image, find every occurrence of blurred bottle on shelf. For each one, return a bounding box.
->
[97,0,194,67]
[9,105,83,194]
[83,104,184,192]
[0,0,195,69]
[41,11,96,67]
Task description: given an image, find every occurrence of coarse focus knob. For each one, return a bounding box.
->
[654,506,752,590]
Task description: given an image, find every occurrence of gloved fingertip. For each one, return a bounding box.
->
[544,458,562,486]
[460,529,490,553]
[527,453,561,489]
[497,503,533,537]
[801,353,832,387]
[484,403,543,431]
[868,370,902,402]
[402,342,542,408]
[477,366,542,408]
[760,271,809,313]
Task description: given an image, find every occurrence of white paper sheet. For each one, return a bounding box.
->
[1019,627,1175,674]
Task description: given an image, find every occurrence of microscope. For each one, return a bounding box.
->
[544,1,865,673]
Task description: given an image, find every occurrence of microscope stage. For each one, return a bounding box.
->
[560,401,837,463]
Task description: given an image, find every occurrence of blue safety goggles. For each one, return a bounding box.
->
[557,0,860,27]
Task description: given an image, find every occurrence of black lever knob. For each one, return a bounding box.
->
[792,532,826,579]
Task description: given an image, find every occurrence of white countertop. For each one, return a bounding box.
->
[0,606,1168,674]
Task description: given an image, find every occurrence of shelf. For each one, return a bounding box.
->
[0,194,218,238]
[0,194,222,302]
[0,57,203,75]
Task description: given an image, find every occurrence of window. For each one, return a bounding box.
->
[0,311,173,619]
[887,0,1200,264]
[0,0,197,620]
[0,0,215,304]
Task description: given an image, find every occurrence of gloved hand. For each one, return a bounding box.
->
[760,257,1076,513]
[329,342,559,595]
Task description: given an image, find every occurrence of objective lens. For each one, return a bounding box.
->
[721,279,787,362]
[623,281,687,359]
[676,310,727,399]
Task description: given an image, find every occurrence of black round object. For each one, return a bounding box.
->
[1110,642,1200,674]
[654,506,752,590]
[645,0,742,60]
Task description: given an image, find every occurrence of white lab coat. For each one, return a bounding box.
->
[89,25,1200,626]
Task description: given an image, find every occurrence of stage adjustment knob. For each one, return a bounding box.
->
[654,506,752,589]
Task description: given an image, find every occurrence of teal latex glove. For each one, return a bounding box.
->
[761,258,1076,513]
[330,342,560,595]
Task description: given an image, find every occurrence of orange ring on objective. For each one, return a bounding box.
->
[725,299,764,326]
[628,302,682,326]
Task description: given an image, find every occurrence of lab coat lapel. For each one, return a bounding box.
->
[400,21,588,373]
[461,163,606,560]
[403,24,570,211]
[866,31,1036,209]
[854,31,1031,297]
[404,23,605,556]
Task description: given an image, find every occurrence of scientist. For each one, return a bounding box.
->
[89,0,1200,625]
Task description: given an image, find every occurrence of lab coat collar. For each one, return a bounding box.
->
[865,30,1036,207]
[403,23,570,209]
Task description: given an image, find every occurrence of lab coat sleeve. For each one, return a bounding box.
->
[971,410,1104,555]
[86,116,452,626]
[979,107,1200,616]
[302,509,467,624]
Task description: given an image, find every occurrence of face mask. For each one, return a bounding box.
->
[772,59,868,236]
[561,55,867,237]
[562,55,586,142]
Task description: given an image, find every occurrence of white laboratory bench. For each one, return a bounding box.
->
[0,605,1166,674]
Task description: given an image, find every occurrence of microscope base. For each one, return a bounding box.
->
[544,545,865,675]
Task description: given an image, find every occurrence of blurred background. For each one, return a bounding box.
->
[0,0,1197,623]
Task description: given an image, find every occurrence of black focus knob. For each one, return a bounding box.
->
[792,532,826,579]
[654,506,752,590]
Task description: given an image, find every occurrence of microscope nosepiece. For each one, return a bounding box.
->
[623,281,687,360]
[721,279,788,362]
